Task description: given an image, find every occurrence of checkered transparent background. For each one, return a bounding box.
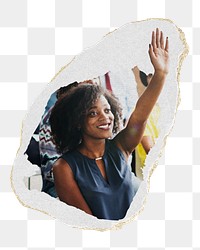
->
[0,0,199,249]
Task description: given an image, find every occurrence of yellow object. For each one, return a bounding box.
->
[135,104,160,178]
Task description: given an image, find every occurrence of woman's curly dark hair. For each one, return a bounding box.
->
[49,83,123,153]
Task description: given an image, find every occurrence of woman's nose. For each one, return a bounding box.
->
[98,111,108,121]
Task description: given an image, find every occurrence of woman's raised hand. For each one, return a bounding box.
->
[149,28,169,75]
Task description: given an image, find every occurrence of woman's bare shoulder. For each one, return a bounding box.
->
[53,158,71,172]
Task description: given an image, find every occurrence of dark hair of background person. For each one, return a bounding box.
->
[50,84,123,153]
[56,81,79,99]
[139,70,148,87]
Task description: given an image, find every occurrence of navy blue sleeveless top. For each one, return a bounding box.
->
[61,140,137,220]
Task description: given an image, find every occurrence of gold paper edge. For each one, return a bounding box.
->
[10,17,189,232]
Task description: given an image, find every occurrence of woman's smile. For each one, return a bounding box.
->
[96,122,112,130]
[82,95,114,139]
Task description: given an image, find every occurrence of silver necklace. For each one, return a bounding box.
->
[95,157,103,161]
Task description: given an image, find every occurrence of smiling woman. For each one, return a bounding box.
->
[50,83,122,154]
[49,28,169,221]
[82,96,114,140]
[50,83,139,220]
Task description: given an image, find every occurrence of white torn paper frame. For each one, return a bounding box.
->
[11,19,188,230]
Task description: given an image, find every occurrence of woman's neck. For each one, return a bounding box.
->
[78,139,106,159]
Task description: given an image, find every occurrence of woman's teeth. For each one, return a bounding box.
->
[97,124,110,129]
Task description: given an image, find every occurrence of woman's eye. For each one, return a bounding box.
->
[105,108,111,114]
[88,111,97,117]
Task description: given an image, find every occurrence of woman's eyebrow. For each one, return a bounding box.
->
[89,104,110,110]
[88,106,97,110]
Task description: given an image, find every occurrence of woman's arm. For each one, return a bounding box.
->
[140,136,154,154]
[53,158,93,215]
[114,28,169,158]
